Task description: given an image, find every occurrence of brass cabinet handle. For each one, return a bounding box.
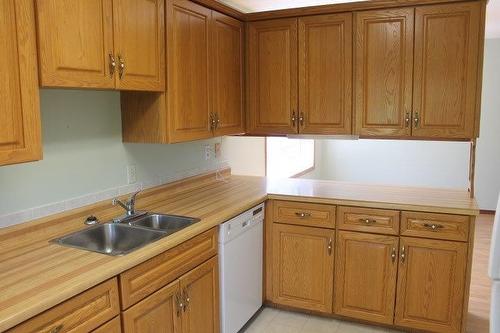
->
[291,111,297,126]
[216,113,221,129]
[391,247,397,263]
[108,53,116,77]
[295,212,311,218]
[400,246,406,263]
[183,288,190,312]
[50,325,63,333]
[299,112,304,126]
[176,293,184,316]
[209,112,217,131]
[405,112,410,128]
[327,238,333,256]
[414,112,420,128]
[423,223,444,231]
[359,218,376,225]
[118,55,125,79]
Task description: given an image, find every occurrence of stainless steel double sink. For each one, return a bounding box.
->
[53,213,200,256]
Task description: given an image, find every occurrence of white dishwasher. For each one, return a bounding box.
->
[219,203,264,333]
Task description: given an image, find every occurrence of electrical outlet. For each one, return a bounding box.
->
[127,165,137,184]
[204,145,211,160]
[215,142,221,158]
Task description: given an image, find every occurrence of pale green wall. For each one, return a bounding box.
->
[0,89,222,216]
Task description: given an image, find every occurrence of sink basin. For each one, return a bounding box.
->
[53,223,167,256]
[129,213,200,234]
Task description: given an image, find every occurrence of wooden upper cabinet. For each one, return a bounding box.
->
[122,280,181,333]
[298,13,352,135]
[412,2,482,139]
[212,12,245,136]
[36,0,165,91]
[247,18,298,135]
[113,0,165,91]
[334,231,399,325]
[167,0,213,143]
[354,8,414,137]
[272,223,334,313]
[395,237,468,333]
[179,256,220,333]
[0,0,42,166]
[36,0,115,89]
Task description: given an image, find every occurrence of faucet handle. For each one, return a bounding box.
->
[128,190,141,205]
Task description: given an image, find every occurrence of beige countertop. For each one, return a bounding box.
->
[0,172,479,332]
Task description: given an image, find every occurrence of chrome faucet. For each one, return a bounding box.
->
[112,190,141,217]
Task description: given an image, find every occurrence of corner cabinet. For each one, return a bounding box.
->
[121,0,244,143]
[354,1,484,139]
[36,0,165,91]
[247,14,352,136]
[0,0,42,166]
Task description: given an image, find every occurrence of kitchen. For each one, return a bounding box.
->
[1,0,499,333]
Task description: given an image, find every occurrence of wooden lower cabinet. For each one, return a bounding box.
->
[122,256,219,333]
[395,237,468,333]
[272,223,335,313]
[334,231,399,325]
[122,280,181,333]
[179,256,220,333]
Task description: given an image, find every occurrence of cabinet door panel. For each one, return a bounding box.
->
[180,256,219,333]
[122,280,180,333]
[36,0,114,89]
[395,237,468,333]
[247,18,298,135]
[212,12,244,136]
[299,13,352,135]
[272,224,334,313]
[412,2,481,139]
[167,0,213,143]
[334,231,398,324]
[113,0,165,91]
[0,0,41,166]
[354,9,414,137]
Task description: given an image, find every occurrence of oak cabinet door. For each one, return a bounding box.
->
[272,224,334,313]
[122,280,181,333]
[412,2,482,139]
[0,0,42,166]
[395,237,468,333]
[179,256,220,333]
[212,12,245,136]
[334,231,399,324]
[36,0,115,89]
[354,8,414,137]
[167,0,213,143]
[113,0,165,91]
[247,18,298,135]
[298,13,352,135]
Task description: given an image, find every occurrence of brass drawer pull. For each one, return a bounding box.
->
[359,218,376,225]
[118,55,125,79]
[327,238,333,256]
[50,325,63,333]
[295,212,312,218]
[108,53,116,77]
[291,111,297,126]
[176,293,184,316]
[423,223,444,231]
[183,289,190,312]
[400,246,406,263]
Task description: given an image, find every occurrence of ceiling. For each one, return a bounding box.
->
[219,0,500,38]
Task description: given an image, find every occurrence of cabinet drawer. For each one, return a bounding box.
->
[9,278,119,333]
[337,206,400,235]
[401,211,470,241]
[92,316,121,333]
[273,200,336,228]
[119,227,218,309]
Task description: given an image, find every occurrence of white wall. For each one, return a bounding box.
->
[222,136,266,176]
[475,38,500,210]
[0,89,224,224]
